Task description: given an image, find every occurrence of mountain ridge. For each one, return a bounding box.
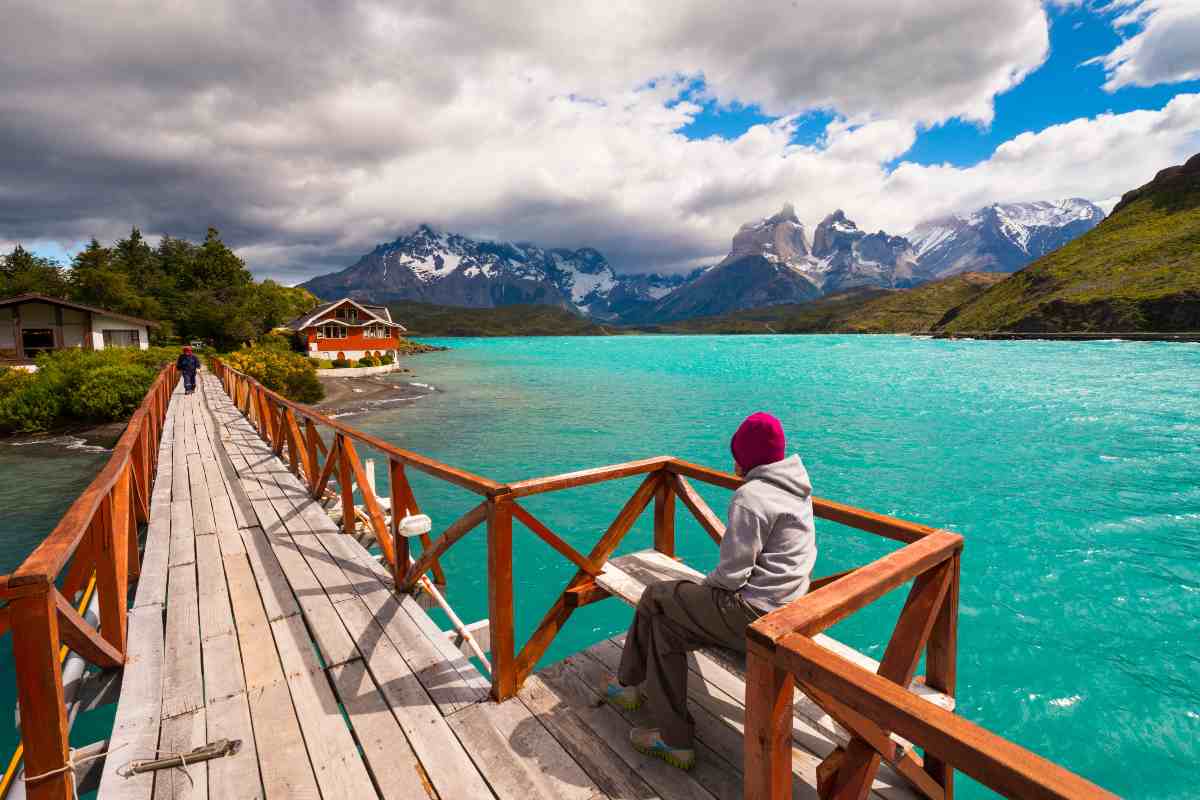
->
[300,198,1104,322]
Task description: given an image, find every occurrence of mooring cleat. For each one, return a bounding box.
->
[630,727,695,770]
[603,681,643,711]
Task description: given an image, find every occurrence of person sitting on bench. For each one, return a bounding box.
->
[605,411,817,770]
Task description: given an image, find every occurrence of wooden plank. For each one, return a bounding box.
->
[247,681,322,799]
[447,697,602,800]
[518,673,659,800]
[161,564,202,719]
[98,590,165,796]
[328,660,433,800]
[270,615,377,799]
[205,692,262,800]
[168,500,195,568]
[152,708,208,800]
[238,526,301,622]
[562,645,745,800]
[201,631,245,705]
[352,582,487,714]
[222,553,282,692]
[186,454,215,536]
[194,534,233,641]
[332,595,494,799]
[133,508,171,609]
[538,657,731,800]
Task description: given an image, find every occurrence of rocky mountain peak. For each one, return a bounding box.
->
[812,210,864,257]
[730,204,810,261]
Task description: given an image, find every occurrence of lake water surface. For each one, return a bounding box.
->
[2,335,1198,797]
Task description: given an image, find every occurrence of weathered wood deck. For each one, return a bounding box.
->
[94,369,920,800]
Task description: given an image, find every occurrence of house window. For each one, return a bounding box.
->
[102,329,141,349]
[335,305,358,322]
[365,324,388,338]
[318,324,346,339]
[22,328,55,356]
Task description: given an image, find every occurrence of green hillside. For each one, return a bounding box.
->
[941,153,1200,333]
[388,301,606,336]
[637,273,1003,334]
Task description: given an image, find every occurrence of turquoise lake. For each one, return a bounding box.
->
[3,335,1199,797]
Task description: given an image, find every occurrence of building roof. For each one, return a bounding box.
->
[288,297,406,332]
[0,293,161,327]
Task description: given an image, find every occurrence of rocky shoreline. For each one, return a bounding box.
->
[314,371,438,417]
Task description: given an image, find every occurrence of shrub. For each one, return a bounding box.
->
[223,346,324,404]
[332,358,350,369]
[69,364,158,421]
[256,331,300,352]
[358,356,378,367]
[379,354,395,365]
[0,348,172,434]
[0,380,63,433]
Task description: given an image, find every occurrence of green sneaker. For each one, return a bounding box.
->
[603,681,642,711]
[630,727,695,770]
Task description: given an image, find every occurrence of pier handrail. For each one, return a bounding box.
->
[208,358,1116,799]
[0,362,177,800]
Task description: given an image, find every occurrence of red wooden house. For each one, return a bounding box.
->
[288,298,407,362]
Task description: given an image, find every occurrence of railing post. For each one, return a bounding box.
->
[924,551,960,798]
[305,419,321,494]
[9,587,72,800]
[653,472,676,558]
[744,640,793,800]
[337,434,356,536]
[95,475,130,655]
[389,459,409,586]
[487,495,516,700]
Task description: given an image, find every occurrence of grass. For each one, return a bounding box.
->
[941,160,1200,332]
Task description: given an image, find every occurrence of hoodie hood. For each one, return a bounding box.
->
[744,454,811,500]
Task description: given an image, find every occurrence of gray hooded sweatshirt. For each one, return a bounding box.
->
[703,455,817,612]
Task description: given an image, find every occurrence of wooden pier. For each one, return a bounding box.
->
[0,361,1119,800]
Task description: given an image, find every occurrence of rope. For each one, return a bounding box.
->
[24,742,127,800]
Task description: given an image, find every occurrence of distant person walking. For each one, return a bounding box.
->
[605,412,817,770]
[176,345,200,395]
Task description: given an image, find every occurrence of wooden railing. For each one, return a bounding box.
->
[0,363,177,800]
[209,360,1114,799]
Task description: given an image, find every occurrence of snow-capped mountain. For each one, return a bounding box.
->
[906,199,1104,280]
[809,210,918,291]
[649,205,824,321]
[648,206,919,321]
[301,198,1104,324]
[300,225,679,319]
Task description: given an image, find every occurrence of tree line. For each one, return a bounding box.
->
[1,228,318,350]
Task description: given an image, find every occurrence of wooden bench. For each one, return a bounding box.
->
[595,549,955,753]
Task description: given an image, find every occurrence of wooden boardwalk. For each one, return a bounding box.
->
[97,370,917,800]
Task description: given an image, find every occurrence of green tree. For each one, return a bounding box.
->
[0,245,70,297]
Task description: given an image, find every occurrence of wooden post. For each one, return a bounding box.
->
[487,496,516,700]
[337,435,356,536]
[925,552,961,798]
[94,476,130,655]
[745,640,793,800]
[9,587,72,800]
[653,472,676,558]
[389,459,409,588]
[305,418,321,493]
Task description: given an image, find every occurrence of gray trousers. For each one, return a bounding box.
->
[618,580,760,747]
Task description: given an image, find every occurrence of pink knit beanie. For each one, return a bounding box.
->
[730,412,786,473]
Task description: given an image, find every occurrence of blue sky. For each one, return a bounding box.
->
[679,3,1200,168]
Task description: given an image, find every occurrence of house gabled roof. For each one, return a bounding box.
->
[0,293,161,328]
[288,297,406,332]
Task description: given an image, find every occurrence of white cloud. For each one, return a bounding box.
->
[1090,0,1200,90]
[0,0,1195,282]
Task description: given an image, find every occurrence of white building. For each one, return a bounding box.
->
[0,293,156,362]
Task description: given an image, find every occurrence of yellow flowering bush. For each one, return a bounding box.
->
[224,347,324,404]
